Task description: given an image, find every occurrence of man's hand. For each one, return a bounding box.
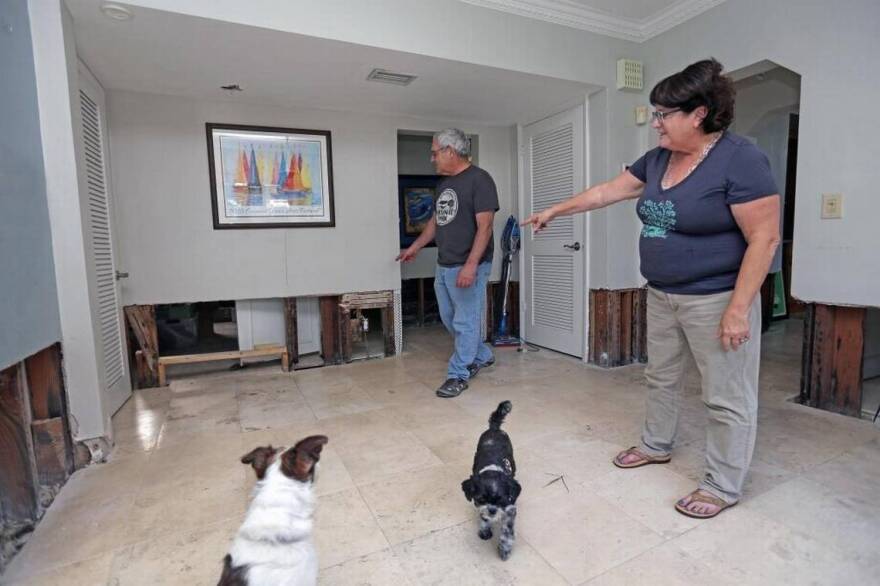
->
[456,263,477,288]
[396,247,418,263]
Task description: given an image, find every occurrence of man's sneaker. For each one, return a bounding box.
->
[436,378,469,398]
[467,359,496,379]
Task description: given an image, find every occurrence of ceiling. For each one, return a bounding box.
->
[459,0,727,41]
[66,0,597,126]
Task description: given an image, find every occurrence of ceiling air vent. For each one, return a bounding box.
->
[366,68,417,86]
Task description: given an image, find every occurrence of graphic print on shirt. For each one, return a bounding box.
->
[639,199,677,238]
[435,188,459,226]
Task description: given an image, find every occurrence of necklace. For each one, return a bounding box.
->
[662,132,722,190]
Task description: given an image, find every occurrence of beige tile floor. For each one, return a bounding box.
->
[3,320,878,585]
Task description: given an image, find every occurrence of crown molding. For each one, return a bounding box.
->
[460,0,727,43]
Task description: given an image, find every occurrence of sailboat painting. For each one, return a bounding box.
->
[207,124,335,228]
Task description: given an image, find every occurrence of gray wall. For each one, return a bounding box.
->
[0,0,61,370]
[115,0,645,290]
[107,91,516,303]
[641,0,880,306]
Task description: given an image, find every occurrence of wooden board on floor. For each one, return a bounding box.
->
[157,346,288,386]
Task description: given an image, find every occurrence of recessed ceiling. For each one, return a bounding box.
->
[459,0,727,42]
[66,0,597,126]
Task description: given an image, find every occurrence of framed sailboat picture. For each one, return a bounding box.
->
[206,123,335,228]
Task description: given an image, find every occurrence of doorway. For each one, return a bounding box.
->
[731,64,802,330]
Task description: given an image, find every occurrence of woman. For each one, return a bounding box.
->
[522,59,780,519]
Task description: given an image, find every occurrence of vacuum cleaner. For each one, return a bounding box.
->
[492,215,521,347]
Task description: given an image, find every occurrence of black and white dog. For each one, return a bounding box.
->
[461,401,521,560]
[218,435,328,586]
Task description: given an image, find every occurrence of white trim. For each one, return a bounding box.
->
[459,0,727,42]
[580,94,591,362]
[516,123,527,348]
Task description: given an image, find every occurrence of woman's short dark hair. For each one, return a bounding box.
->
[650,58,735,133]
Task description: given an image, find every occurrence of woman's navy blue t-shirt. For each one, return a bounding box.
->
[628,132,778,295]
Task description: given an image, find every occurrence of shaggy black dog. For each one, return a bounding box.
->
[461,400,521,560]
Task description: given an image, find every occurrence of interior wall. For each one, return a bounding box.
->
[116,1,646,274]
[107,90,516,304]
[29,0,108,440]
[0,0,61,370]
[586,88,645,290]
[641,0,880,307]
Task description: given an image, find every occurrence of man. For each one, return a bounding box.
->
[397,128,499,398]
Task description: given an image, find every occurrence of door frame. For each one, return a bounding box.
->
[517,98,591,360]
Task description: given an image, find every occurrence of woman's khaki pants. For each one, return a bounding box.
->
[638,286,761,503]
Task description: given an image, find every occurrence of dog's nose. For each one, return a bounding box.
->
[488,506,497,515]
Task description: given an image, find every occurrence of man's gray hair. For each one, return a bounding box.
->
[434,128,470,158]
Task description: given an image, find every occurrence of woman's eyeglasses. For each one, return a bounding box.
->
[651,108,682,122]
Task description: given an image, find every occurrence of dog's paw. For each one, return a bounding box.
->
[498,545,512,561]
[478,527,493,540]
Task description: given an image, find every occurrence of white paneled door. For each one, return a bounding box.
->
[521,105,586,357]
[77,63,131,415]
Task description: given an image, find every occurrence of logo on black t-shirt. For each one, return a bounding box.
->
[435,188,458,226]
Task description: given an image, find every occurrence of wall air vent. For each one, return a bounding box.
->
[366,68,417,86]
[616,59,643,91]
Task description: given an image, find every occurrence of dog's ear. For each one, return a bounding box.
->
[461,476,481,502]
[508,479,522,505]
[282,435,329,482]
[240,446,278,480]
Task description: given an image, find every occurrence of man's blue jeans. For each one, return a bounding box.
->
[434,262,494,380]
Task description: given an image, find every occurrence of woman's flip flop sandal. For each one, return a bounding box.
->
[612,446,671,469]
[674,489,736,519]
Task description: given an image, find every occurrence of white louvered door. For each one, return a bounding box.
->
[78,64,131,415]
[522,106,586,356]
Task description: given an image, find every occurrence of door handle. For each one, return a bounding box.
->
[115,270,129,280]
[563,242,581,251]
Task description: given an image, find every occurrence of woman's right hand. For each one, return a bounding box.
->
[521,209,555,234]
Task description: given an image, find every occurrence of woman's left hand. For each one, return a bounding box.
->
[718,306,751,351]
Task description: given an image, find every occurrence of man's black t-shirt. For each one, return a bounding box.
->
[434,165,500,267]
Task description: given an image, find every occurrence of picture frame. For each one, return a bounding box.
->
[206,123,335,229]
[398,174,440,248]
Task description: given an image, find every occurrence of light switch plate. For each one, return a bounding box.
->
[821,193,843,219]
